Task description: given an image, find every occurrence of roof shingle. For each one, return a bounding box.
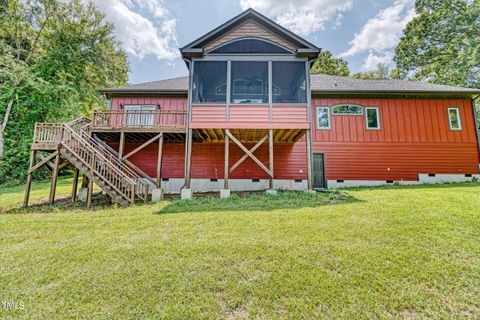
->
[100,74,480,95]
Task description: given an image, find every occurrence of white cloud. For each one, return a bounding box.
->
[239,0,354,36]
[361,52,394,70]
[341,0,416,57]
[92,0,178,60]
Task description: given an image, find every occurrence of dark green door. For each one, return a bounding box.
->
[312,153,326,189]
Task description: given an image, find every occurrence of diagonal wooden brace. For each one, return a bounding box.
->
[229,133,269,174]
[226,130,273,177]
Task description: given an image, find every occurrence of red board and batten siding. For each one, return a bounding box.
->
[311,98,480,181]
[112,142,308,180]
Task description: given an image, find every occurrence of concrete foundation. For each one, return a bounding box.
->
[151,188,164,202]
[265,189,277,196]
[78,188,88,202]
[220,189,230,199]
[181,188,193,200]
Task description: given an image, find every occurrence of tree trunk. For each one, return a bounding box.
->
[0,99,15,158]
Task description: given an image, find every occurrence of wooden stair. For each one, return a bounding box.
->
[31,118,154,206]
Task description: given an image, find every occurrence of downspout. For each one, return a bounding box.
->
[472,94,480,172]
[180,57,193,191]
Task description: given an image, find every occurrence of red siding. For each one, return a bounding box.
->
[114,142,308,180]
[311,98,480,181]
[190,104,309,129]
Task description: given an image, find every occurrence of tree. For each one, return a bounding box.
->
[353,63,390,79]
[0,0,128,184]
[394,0,480,88]
[311,50,350,76]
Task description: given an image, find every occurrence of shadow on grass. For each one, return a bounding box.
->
[156,190,361,214]
[346,181,480,191]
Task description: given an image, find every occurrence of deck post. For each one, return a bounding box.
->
[71,167,79,202]
[118,131,125,158]
[86,179,93,209]
[156,134,163,188]
[23,150,36,207]
[185,128,192,189]
[224,129,229,190]
[48,149,61,205]
[306,129,312,189]
[269,129,274,190]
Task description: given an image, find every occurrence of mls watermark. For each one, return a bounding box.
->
[2,301,25,311]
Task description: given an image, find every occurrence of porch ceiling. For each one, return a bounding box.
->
[193,128,305,143]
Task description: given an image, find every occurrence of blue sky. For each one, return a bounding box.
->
[92,0,416,84]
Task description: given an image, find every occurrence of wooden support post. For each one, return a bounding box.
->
[269,129,274,190]
[23,150,36,208]
[185,128,192,189]
[224,130,229,189]
[122,133,162,161]
[156,134,163,188]
[71,167,79,202]
[86,179,93,209]
[118,131,125,158]
[48,149,61,205]
[306,129,312,189]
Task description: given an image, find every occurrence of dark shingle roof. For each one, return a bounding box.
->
[100,74,480,95]
[310,74,480,94]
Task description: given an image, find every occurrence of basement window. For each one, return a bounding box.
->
[448,107,462,130]
[252,179,260,182]
[428,173,436,177]
[336,180,344,183]
[386,180,394,184]
[161,178,169,182]
[465,174,472,177]
[210,178,218,182]
[294,179,303,183]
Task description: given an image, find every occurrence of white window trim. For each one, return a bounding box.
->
[331,103,364,116]
[316,106,331,130]
[365,107,381,130]
[448,107,462,131]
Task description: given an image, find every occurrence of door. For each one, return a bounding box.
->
[312,153,326,189]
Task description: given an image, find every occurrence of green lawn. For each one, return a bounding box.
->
[1,181,480,319]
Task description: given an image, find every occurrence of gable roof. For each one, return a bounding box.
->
[180,8,320,59]
[100,74,480,96]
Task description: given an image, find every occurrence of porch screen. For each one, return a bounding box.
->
[192,61,227,103]
[231,61,268,104]
[272,62,307,103]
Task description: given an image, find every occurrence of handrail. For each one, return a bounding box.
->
[91,109,187,129]
[92,135,156,187]
[61,124,136,203]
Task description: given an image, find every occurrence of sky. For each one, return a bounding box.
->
[91,0,416,84]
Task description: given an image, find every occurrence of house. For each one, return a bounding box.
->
[25,9,480,206]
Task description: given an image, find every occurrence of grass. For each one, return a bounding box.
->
[1,180,480,319]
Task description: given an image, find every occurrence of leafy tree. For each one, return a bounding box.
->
[311,50,350,76]
[353,63,390,79]
[394,0,480,88]
[0,0,128,184]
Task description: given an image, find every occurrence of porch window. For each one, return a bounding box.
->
[365,107,380,129]
[192,61,227,103]
[231,61,268,104]
[272,61,307,103]
[448,107,462,130]
[124,105,157,126]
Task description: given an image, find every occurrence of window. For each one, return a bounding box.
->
[124,104,157,126]
[210,38,291,54]
[231,61,268,104]
[448,107,462,130]
[332,104,363,115]
[272,61,307,103]
[316,107,331,129]
[365,107,380,129]
[192,61,227,103]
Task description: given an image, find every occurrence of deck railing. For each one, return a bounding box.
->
[92,110,187,130]
[33,123,63,144]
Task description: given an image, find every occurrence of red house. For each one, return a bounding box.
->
[26,9,480,205]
